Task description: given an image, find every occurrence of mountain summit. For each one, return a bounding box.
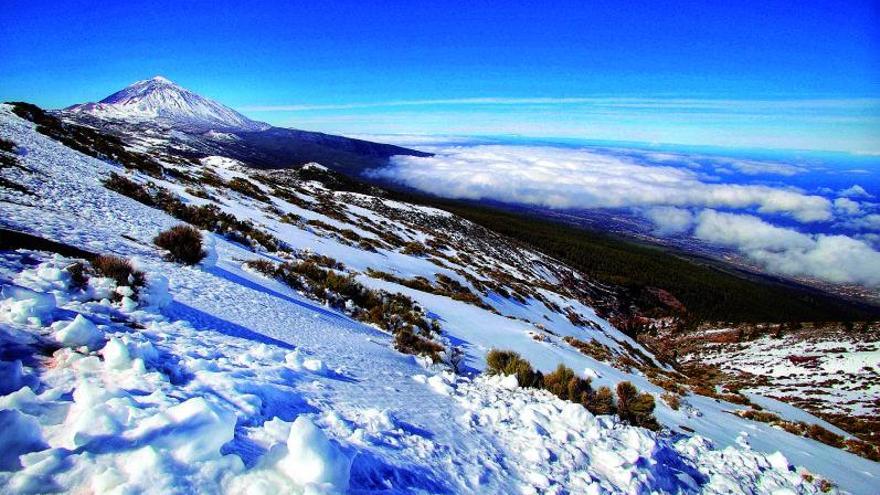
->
[65,76,269,131]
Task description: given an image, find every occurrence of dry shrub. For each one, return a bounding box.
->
[589,386,616,416]
[543,364,592,405]
[617,381,660,430]
[485,349,543,388]
[92,255,145,294]
[661,392,681,410]
[153,225,206,265]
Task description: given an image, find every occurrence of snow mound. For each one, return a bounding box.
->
[279,416,352,491]
[54,314,104,349]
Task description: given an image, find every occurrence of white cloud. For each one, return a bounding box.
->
[833,197,862,215]
[694,210,880,286]
[373,145,833,222]
[839,184,873,198]
[644,207,694,235]
[842,213,880,232]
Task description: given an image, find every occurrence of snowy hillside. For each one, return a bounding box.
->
[65,76,269,131]
[1,103,879,494]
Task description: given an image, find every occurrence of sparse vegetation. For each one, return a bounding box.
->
[245,258,445,362]
[153,225,206,265]
[92,254,145,297]
[10,102,165,177]
[420,199,879,324]
[486,350,658,428]
[228,177,269,202]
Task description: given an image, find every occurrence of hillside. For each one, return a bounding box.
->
[1,102,879,494]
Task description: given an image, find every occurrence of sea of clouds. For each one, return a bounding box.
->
[369,142,880,287]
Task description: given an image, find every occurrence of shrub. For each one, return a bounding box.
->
[806,424,844,449]
[153,225,206,265]
[92,255,145,295]
[543,364,592,405]
[245,258,276,276]
[844,439,880,462]
[485,349,543,388]
[103,173,156,206]
[661,392,681,410]
[394,327,444,362]
[589,386,616,416]
[616,381,660,430]
[66,262,89,290]
[402,241,427,256]
[228,177,269,202]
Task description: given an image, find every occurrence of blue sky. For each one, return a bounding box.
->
[2,0,879,153]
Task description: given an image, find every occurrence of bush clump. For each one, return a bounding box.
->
[590,386,616,416]
[616,381,660,430]
[92,254,145,296]
[486,349,544,388]
[244,258,444,362]
[103,173,156,206]
[153,225,206,265]
[543,364,592,405]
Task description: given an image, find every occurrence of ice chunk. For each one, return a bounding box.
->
[279,416,351,491]
[130,397,235,463]
[427,374,453,395]
[101,337,132,369]
[55,314,104,349]
[1,285,56,325]
[0,410,47,470]
[582,368,601,380]
[303,358,326,374]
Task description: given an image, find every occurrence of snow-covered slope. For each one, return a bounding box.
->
[65,76,269,131]
[2,104,879,494]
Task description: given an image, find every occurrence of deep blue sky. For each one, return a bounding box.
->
[2,0,879,152]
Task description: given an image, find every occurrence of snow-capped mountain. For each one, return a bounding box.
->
[58,77,430,173]
[65,76,269,131]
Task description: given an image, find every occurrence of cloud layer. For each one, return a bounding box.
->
[375,145,833,222]
[371,144,880,287]
[694,210,880,286]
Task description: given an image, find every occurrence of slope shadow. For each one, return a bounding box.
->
[165,301,294,350]
[207,265,351,323]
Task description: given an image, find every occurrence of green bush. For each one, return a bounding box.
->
[589,386,616,416]
[616,381,660,430]
[485,349,543,388]
[543,364,592,405]
[153,225,206,265]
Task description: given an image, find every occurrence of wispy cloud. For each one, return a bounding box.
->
[240,97,880,113]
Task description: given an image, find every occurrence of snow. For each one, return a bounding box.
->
[0,286,56,326]
[1,104,877,494]
[54,314,104,349]
[278,416,352,491]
